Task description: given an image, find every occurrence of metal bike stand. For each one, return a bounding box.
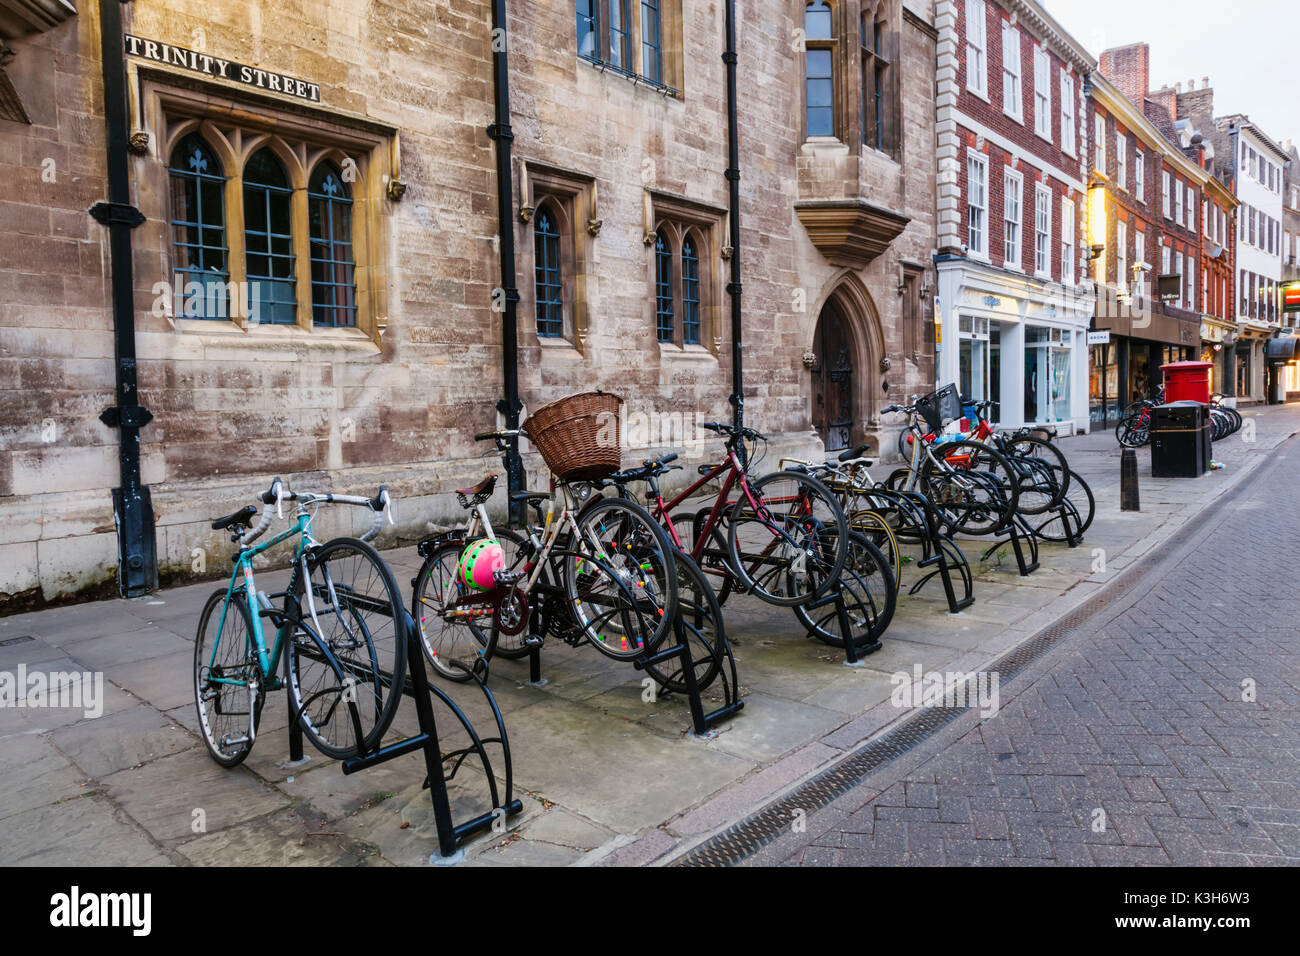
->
[980,514,1040,576]
[795,584,884,664]
[888,492,974,613]
[523,599,744,737]
[283,611,523,860]
[1037,499,1084,548]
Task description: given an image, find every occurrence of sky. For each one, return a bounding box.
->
[1044,0,1299,152]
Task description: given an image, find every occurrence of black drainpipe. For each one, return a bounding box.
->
[723,0,744,433]
[92,0,156,597]
[486,0,525,521]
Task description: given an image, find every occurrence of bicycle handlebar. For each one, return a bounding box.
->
[240,478,393,547]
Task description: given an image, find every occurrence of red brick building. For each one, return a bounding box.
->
[1084,46,1223,424]
[935,0,1095,431]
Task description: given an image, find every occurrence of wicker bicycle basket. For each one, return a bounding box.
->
[521,391,623,481]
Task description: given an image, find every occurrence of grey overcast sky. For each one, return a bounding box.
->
[1044,0,1299,151]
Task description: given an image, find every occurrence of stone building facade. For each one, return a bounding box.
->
[0,0,938,609]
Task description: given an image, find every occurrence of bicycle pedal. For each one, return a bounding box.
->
[493,568,523,585]
[523,633,544,649]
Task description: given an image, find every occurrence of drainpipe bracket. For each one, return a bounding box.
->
[100,404,153,429]
[486,123,514,142]
[89,201,145,228]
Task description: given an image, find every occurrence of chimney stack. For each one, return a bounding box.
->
[1099,43,1150,110]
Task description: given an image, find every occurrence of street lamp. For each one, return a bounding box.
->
[1086,181,1106,261]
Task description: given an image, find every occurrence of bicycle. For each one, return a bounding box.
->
[409,429,680,680]
[643,421,850,609]
[194,478,405,767]
[957,399,1071,514]
[882,391,1021,536]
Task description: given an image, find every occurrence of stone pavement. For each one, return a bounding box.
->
[1,404,1297,866]
[761,425,1300,867]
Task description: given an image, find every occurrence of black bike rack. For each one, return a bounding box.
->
[1030,498,1085,548]
[522,591,745,737]
[287,611,523,860]
[798,584,884,664]
[980,514,1040,576]
[860,487,974,614]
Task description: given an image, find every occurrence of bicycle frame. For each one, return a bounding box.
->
[206,512,312,692]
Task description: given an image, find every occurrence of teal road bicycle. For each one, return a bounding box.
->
[194,477,406,767]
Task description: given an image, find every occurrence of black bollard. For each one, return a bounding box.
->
[1120,447,1140,511]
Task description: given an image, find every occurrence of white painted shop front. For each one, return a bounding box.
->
[935,258,1094,433]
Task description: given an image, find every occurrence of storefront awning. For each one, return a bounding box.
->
[1265,336,1300,364]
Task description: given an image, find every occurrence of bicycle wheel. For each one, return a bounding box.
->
[792,531,897,648]
[726,470,849,607]
[919,439,1019,535]
[846,503,902,586]
[567,496,679,659]
[641,550,726,694]
[1004,436,1069,511]
[194,589,262,768]
[286,537,407,760]
[410,539,497,682]
[1033,470,1095,541]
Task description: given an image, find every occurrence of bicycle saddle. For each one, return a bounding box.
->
[455,474,497,508]
[211,505,257,531]
[836,443,873,463]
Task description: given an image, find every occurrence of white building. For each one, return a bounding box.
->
[1221,116,1289,400]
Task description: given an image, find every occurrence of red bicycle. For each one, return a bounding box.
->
[611,421,849,608]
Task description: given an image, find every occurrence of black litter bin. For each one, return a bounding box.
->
[1150,401,1210,478]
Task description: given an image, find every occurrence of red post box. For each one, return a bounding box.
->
[1160,360,1214,405]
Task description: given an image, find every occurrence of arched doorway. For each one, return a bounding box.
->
[811,302,855,451]
[809,276,885,453]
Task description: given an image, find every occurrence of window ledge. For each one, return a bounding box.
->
[175,318,380,353]
[801,136,849,156]
[659,342,716,361]
[535,335,584,358]
[966,85,990,104]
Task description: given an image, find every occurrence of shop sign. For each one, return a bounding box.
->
[1086,331,1110,345]
[1283,282,1300,313]
[125,34,322,103]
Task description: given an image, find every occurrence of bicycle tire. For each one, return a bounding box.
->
[792,531,897,648]
[194,589,262,768]
[918,439,1019,535]
[410,539,497,682]
[286,536,407,760]
[1033,469,1095,541]
[725,469,849,607]
[1004,435,1070,511]
[640,550,726,694]
[566,495,679,659]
